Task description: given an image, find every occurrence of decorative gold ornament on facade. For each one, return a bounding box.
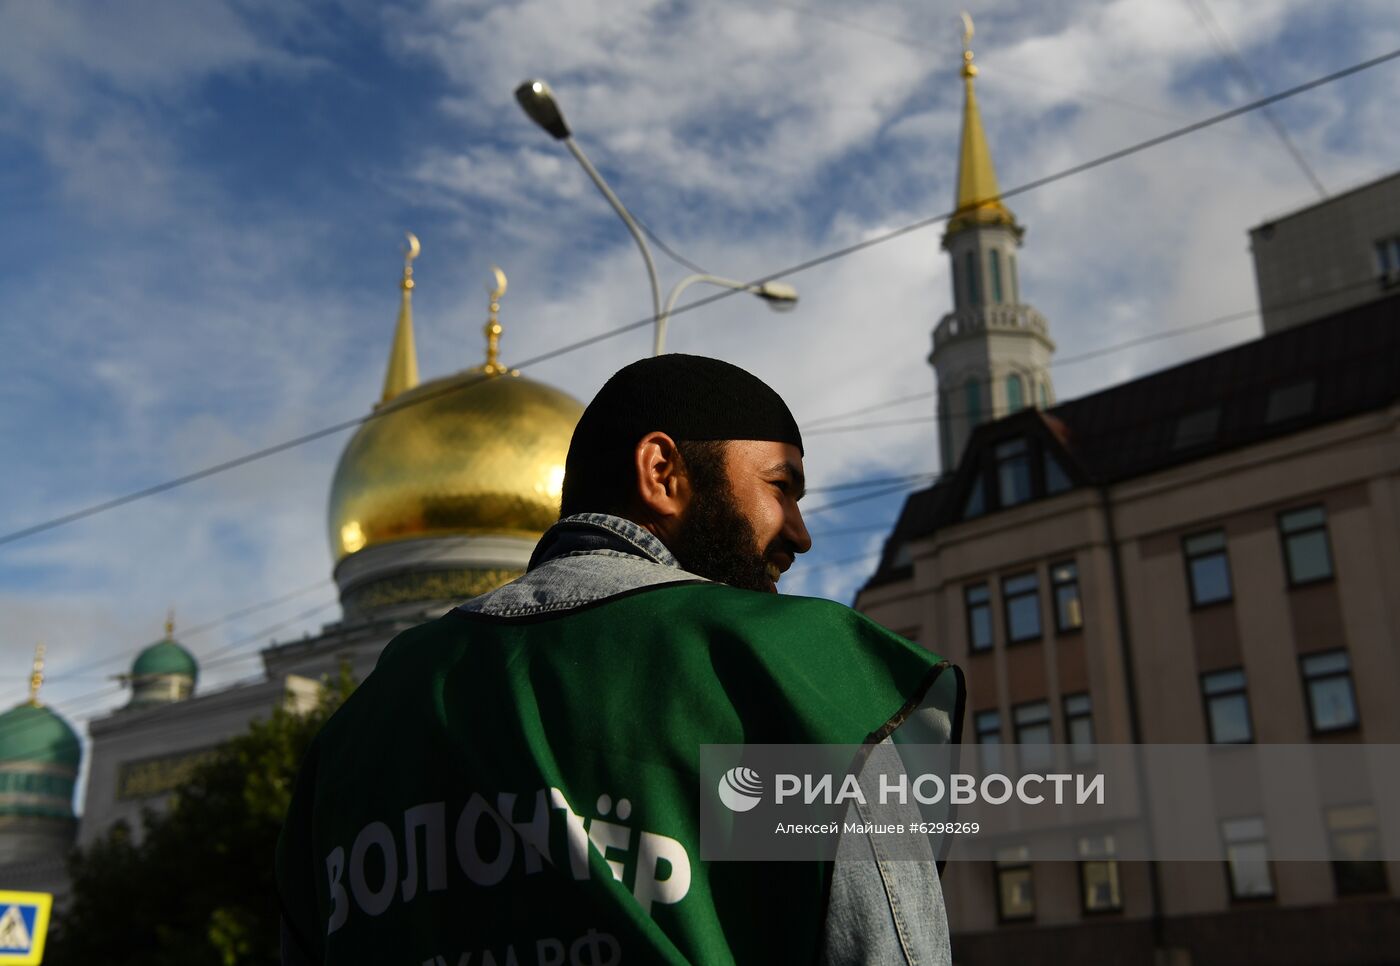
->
[328,255,584,562]
[381,232,422,406]
[947,13,1019,237]
[27,644,45,707]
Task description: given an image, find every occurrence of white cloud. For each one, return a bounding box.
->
[2,0,1398,767]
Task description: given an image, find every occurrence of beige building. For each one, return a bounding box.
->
[1250,170,1400,334]
[858,286,1400,962]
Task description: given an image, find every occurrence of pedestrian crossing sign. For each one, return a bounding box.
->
[0,892,51,965]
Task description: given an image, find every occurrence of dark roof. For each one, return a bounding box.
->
[865,482,950,588]
[861,291,1400,592]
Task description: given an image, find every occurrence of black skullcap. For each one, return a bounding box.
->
[560,354,802,515]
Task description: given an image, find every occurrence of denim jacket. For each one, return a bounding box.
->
[459,513,953,966]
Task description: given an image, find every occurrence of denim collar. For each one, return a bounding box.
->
[527,512,681,572]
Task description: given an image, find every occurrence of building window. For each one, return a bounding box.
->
[1184,530,1232,606]
[965,583,993,652]
[1051,561,1083,632]
[1222,817,1274,900]
[1266,379,1315,423]
[1002,573,1041,642]
[1078,837,1122,913]
[1044,449,1071,494]
[1327,804,1388,896]
[1063,692,1094,763]
[995,846,1035,921]
[965,378,983,427]
[975,709,1002,773]
[1173,407,1220,449]
[1006,373,1024,412]
[990,249,1004,303]
[1279,506,1334,585]
[995,438,1031,507]
[1009,253,1020,304]
[965,250,981,304]
[1037,379,1048,408]
[1013,700,1052,770]
[1375,235,1400,282]
[1202,668,1253,744]
[962,478,986,519]
[1301,650,1359,734]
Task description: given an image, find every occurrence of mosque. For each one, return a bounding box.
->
[0,238,586,900]
[0,20,1065,912]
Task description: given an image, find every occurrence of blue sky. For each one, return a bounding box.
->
[2,0,1398,769]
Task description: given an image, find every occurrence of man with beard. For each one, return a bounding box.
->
[277,354,963,965]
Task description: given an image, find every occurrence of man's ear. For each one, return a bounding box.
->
[632,431,690,529]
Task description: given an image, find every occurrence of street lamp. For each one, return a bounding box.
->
[515,79,799,356]
[658,275,798,356]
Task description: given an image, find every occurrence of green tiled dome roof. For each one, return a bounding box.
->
[0,702,81,769]
[132,638,198,681]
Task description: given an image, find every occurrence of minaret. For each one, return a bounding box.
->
[930,14,1055,474]
[380,232,422,406]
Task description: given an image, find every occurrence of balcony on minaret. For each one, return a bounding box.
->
[931,304,1051,353]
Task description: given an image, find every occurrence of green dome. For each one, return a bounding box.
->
[132,638,198,681]
[0,703,81,769]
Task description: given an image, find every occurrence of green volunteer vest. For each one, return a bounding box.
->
[277,582,961,965]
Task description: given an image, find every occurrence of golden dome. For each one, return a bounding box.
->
[328,368,584,562]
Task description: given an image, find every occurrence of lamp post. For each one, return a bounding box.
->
[515,79,798,356]
[658,275,798,356]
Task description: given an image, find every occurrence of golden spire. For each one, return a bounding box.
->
[948,13,1017,236]
[480,266,516,377]
[27,644,45,707]
[165,608,175,638]
[380,232,422,406]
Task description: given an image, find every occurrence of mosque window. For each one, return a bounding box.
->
[965,251,981,304]
[990,249,1004,303]
[965,378,983,426]
[1038,380,1049,408]
[1009,253,1020,304]
[1006,373,1024,412]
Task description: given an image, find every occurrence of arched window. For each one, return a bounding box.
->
[951,263,961,310]
[1007,373,1024,412]
[1038,380,1049,408]
[990,250,1004,304]
[964,251,981,305]
[965,377,983,427]
[1009,253,1020,305]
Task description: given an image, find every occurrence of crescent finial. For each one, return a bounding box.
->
[960,11,974,50]
[404,231,421,265]
[489,265,507,302]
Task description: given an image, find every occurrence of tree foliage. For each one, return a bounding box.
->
[48,668,355,966]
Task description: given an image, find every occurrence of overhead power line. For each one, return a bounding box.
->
[3,45,1397,550]
[1181,0,1327,197]
[0,597,341,758]
[806,272,1391,434]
